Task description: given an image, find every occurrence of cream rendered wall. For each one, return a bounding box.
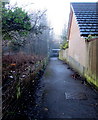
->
[68,12,87,68]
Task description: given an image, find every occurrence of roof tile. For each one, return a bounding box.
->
[71,2,98,37]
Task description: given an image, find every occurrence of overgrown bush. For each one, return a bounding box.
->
[60,41,69,50]
[2,7,31,39]
[2,6,32,53]
[2,52,44,84]
[85,34,98,42]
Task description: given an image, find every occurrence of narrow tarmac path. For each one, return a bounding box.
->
[28,57,98,119]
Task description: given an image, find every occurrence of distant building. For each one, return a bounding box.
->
[50,49,60,57]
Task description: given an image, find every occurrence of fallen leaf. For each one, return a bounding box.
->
[10,63,16,66]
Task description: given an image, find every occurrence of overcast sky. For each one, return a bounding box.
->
[10,0,97,36]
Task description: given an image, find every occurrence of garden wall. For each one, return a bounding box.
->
[2,53,48,119]
[59,49,69,62]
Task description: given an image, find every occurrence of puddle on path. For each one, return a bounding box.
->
[65,92,88,100]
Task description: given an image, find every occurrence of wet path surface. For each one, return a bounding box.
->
[14,57,98,119]
[25,57,98,119]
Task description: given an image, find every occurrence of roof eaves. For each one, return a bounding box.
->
[70,3,82,37]
[67,3,74,40]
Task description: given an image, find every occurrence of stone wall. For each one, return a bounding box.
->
[2,58,48,119]
[59,49,69,62]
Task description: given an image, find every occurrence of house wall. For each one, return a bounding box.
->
[68,13,98,87]
[68,12,87,75]
[68,13,87,67]
[59,10,98,88]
